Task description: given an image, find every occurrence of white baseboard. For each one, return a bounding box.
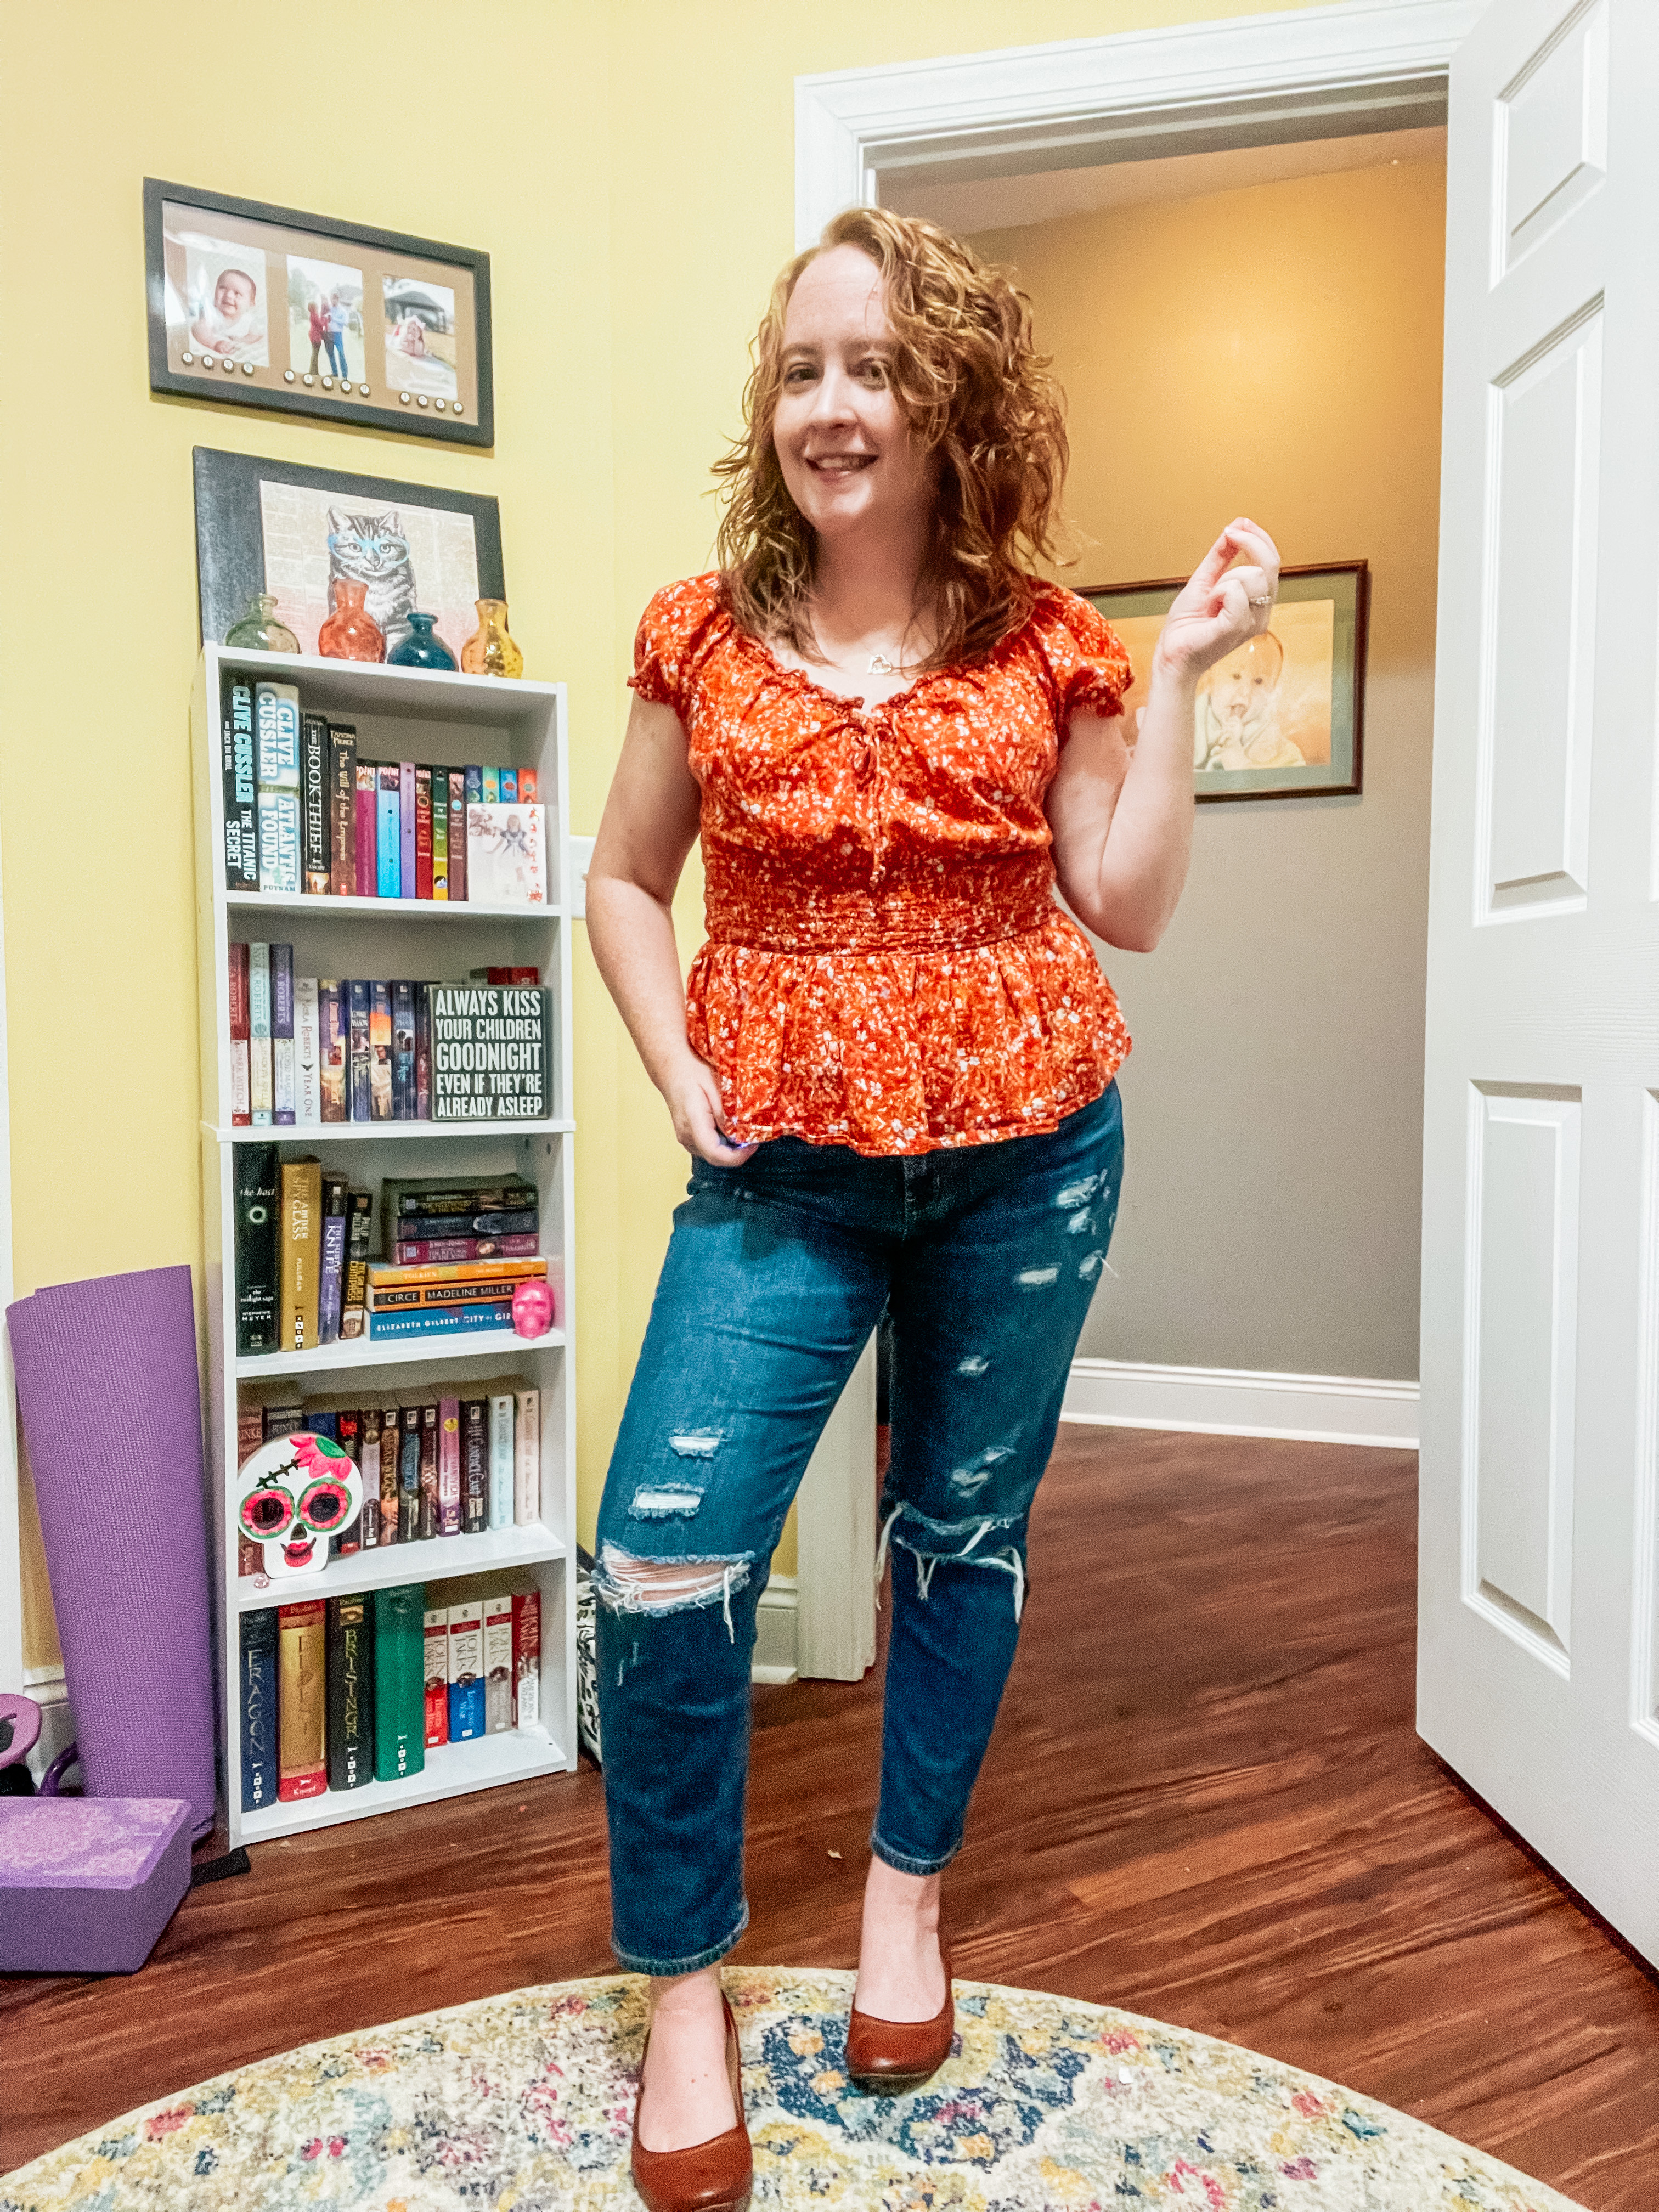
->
[753,1573,798,1684]
[1063,1358,1419,1448]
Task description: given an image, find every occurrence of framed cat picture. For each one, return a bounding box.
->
[145,179,493,447]
[193,447,505,661]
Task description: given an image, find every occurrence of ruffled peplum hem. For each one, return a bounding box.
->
[686,910,1130,1157]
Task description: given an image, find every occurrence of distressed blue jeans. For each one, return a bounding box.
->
[595,1082,1123,1976]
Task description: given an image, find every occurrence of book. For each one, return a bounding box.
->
[229,943,251,1127]
[325,1594,374,1790]
[277,1598,327,1801]
[392,980,415,1120]
[373,1583,426,1782]
[447,1599,484,1741]
[279,1156,323,1351]
[396,1211,538,1243]
[319,982,347,1122]
[294,975,320,1126]
[355,762,377,898]
[341,1188,373,1338]
[236,1401,264,1574]
[249,943,273,1126]
[465,764,484,812]
[466,803,546,908]
[370,983,393,1120]
[329,724,357,896]
[376,764,401,897]
[432,774,449,900]
[239,1607,278,1810]
[379,1401,401,1545]
[234,1142,280,1356]
[461,1398,488,1531]
[514,1387,540,1526]
[448,769,468,902]
[263,1399,304,1442]
[335,1407,363,1553]
[358,1407,381,1550]
[415,984,432,1120]
[222,676,259,891]
[255,680,301,794]
[484,1596,514,1734]
[398,1403,422,1543]
[399,761,416,900]
[383,1175,539,1218]
[272,944,295,1127]
[518,766,538,804]
[481,765,500,805]
[512,1590,540,1730]
[368,1278,533,1312]
[390,1233,540,1266]
[368,1305,514,1341]
[431,985,551,1121]
[499,767,518,805]
[438,1396,461,1535]
[257,790,301,895]
[301,712,330,895]
[488,1392,515,1530]
[415,765,433,900]
[370,1256,548,1289]
[348,979,371,1122]
[317,1173,349,1345]
[419,1400,439,1540]
[424,1607,449,1747]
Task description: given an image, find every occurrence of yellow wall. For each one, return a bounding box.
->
[1,0,1340,1670]
[973,153,1446,1378]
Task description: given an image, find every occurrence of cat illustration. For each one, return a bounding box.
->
[326,507,417,652]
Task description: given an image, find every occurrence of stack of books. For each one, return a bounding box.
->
[221,674,547,906]
[365,1176,546,1342]
[227,949,550,1128]
[235,1150,373,1355]
[239,1581,540,1809]
[236,1383,540,1574]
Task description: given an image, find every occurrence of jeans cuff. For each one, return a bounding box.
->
[870,1830,960,1878]
[611,1901,749,1978]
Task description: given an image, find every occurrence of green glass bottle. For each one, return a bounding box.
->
[224,592,300,653]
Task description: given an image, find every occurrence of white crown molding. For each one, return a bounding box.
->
[1064,1358,1419,1447]
[797,0,1483,241]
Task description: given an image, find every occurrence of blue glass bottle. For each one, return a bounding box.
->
[387,611,458,671]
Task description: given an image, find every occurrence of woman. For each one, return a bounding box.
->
[586,206,1278,2212]
[324,292,349,380]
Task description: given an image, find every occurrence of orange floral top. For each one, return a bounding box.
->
[630,572,1135,1157]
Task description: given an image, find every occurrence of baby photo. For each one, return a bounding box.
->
[165,223,270,365]
[383,275,459,398]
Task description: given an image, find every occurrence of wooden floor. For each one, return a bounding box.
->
[4,1426,1657,2202]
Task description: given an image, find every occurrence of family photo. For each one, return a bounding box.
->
[286,255,363,382]
[382,275,459,397]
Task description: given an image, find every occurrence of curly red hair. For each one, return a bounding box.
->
[713,207,1070,672]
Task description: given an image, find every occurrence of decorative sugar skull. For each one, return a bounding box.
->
[513,1277,555,1339]
[236,1432,362,1577]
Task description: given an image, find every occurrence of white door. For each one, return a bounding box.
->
[1420,0,1659,1961]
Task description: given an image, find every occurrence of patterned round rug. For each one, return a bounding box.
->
[2,1967,1582,2211]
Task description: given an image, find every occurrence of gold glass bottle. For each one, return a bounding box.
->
[461,598,523,679]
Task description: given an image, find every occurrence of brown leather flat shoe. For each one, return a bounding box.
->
[631,1993,752,2212]
[846,1943,956,2092]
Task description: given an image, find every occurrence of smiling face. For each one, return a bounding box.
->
[1204,631,1284,724]
[771,244,936,549]
[214,269,255,321]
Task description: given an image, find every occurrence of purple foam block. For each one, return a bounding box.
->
[8,1266,216,1835]
[0,1797,193,1972]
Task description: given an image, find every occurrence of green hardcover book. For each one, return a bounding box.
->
[326,1593,375,1790]
[373,1583,426,1782]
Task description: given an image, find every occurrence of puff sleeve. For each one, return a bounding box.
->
[628,573,726,724]
[1032,585,1134,734]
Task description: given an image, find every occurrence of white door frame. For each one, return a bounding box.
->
[789,0,1480,1676]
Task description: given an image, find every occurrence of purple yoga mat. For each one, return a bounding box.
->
[9,1265,216,1835]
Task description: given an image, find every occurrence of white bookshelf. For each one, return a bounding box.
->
[191,646,578,1847]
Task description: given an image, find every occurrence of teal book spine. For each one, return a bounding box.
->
[373,1583,426,1782]
[376,765,402,897]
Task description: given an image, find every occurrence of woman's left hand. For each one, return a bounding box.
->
[1153,518,1280,685]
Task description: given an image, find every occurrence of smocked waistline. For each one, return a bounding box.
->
[702,884,1066,955]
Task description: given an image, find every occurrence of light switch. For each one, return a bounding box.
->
[567,834,595,919]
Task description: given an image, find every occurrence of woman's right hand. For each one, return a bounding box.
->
[661,1053,757,1167]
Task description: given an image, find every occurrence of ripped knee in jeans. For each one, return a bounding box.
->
[592,1542,754,1643]
[875,1502,1028,1620]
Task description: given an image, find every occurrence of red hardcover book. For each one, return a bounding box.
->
[228,943,251,1127]
[512,1590,540,1729]
[424,1606,449,1747]
[336,1408,362,1554]
[355,764,377,898]
[517,766,538,803]
[415,765,433,900]
[447,769,467,903]
[277,1599,328,1800]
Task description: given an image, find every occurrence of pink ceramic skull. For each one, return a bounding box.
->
[512,1277,555,1339]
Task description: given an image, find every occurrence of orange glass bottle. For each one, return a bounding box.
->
[318,579,385,663]
[460,598,523,679]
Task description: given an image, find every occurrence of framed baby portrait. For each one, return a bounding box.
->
[144,179,494,447]
[1079,561,1369,803]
